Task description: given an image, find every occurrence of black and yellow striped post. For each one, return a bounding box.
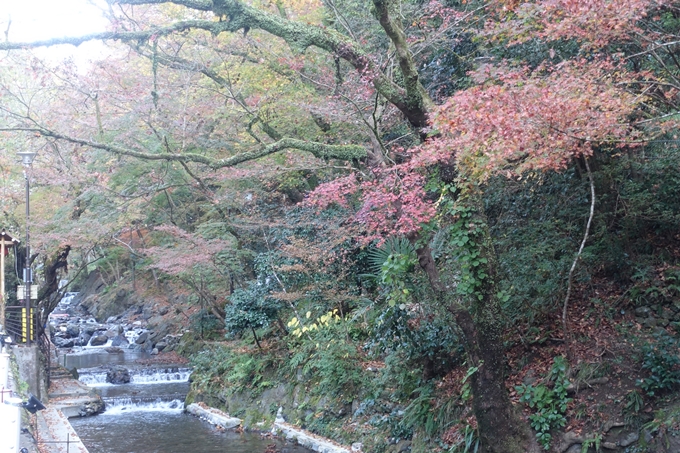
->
[21,308,34,342]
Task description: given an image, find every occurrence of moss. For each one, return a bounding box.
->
[176,332,204,356]
[184,390,197,406]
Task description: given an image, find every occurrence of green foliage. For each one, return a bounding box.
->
[190,345,274,395]
[288,309,340,337]
[286,316,367,398]
[637,333,680,396]
[362,235,463,381]
[580,434,602,453]
[485,170,590,325]
[225,354,271,391]
[400,385,462,442]
[444,199,489,301]
[516,356,572,450]
[447,425,479,453]
[459,364,479,402]
[446,424,480,453]
[380,253,416,308]
[624,389,644,417]
[595,146,680,279]
[375,352,425,401]
[366,237,418,308]
[367,237,417,273]
[190,309,223,340]
[225,280,284,339]
[643,404,680,445]
[369,305,463,382]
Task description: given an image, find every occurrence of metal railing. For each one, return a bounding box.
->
[37,434,80,453]
[5,305,52,390]
[4,305,37,344]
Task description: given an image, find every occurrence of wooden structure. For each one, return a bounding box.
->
[0,231,19,334]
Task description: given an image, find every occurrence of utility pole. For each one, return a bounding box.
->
[17,151,36,345]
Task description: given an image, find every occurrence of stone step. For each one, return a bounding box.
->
[51,375,74,380]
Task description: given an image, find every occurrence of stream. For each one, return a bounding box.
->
[50,293,313,453]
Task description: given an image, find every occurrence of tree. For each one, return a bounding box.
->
[3,0,678,451]
[0,1,527,451]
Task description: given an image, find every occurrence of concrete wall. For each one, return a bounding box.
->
[13,345,44,401]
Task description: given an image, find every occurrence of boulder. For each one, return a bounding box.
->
[155,342,167,352]
[618,431,639,447]
[106,366,131,384]
[90,334,109,347]
[111,334,129,347]
[635,306,652,317]
[135,332,149,344]
[65,324,80,338]
[105,326,123,338]
[77,333,92,346]
[54,336,75,348]
[142,340,154,353]
[82,324,99,336]
[79,399,105,416]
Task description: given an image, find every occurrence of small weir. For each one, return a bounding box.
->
[50,293,313,453]
[67,350,314,453]
[77,367,193,386]
[99,397,185,415]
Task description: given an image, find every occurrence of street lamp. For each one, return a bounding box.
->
[17,151,36,345]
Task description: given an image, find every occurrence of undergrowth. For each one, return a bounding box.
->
[516,356,572,450]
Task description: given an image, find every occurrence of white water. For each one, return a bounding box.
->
[49,291,149,348]
[101,398,185,415]
[78,368,192,386]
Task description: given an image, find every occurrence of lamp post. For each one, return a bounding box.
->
[17,151,36,345]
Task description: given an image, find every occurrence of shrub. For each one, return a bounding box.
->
[516,356,572,450]
[637,333,680,396]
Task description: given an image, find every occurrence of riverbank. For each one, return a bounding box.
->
[10,347,102,453]
[185,402,360,453]
[60,266,680,452]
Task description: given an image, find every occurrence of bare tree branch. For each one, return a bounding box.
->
[562,157,596,363]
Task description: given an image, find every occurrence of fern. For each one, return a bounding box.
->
[367,236,416,274]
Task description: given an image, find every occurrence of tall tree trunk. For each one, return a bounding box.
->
[413,185,538,453]
[37,244,71,332]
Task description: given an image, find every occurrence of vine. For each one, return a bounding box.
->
[438,184,490,303]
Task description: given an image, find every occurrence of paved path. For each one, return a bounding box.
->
[22,362,102,453]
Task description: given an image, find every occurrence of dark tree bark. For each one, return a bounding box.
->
[37,244,72,331]
[413,186,538,453]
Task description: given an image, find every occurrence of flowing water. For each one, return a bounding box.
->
[64,350,312,453]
